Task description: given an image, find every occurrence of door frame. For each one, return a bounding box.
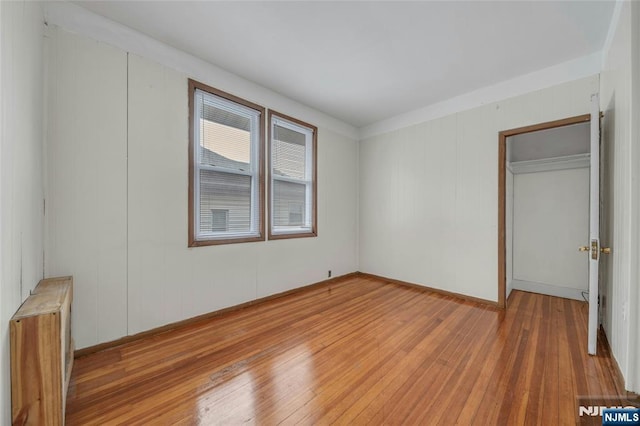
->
[497,114,592,308]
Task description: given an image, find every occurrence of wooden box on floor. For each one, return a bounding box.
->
[10,276,74,426]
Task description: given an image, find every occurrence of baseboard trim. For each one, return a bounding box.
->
[358,272,500,309]
[507,280,514,300]
[76,271,504,358]
[511,279,586,301]
[73,270,640,399]
[598,326,640,399]
[75,272,359,358]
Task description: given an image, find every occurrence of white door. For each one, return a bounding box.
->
[587,93,600,355]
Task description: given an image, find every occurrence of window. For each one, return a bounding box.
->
[188,80,264,246]
[288,203,303,226]
[268,111,317,239]
[211,209,229,232]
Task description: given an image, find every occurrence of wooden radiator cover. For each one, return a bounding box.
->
[10,276,74,426]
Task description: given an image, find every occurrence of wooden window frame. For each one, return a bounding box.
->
[267,110,318,240]
[188,79,265,247]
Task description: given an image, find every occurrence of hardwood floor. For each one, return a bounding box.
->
[66,275,628,425]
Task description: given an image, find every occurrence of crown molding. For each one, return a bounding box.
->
[43,2,359,141]
[601,1,625,68]
[360,54,602,140]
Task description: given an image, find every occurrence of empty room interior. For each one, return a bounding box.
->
[2,1,640,424]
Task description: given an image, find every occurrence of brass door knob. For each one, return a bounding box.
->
[578,246,589,252]
[600,247,612,254]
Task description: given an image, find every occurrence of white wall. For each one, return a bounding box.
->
[43,2,358,142]
[44,29,128,346]
[599,0,639,392]
[0,1,45,423]
[512,168,589,299]
[359,75,598,302]
[45,27,359,349]
[34,0,639,398]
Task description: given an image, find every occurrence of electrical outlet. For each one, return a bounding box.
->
[328,270,332,278]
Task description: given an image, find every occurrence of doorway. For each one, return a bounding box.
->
[507,121,591,302]
[498,114,592,308]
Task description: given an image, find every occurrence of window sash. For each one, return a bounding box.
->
[211,209,229,232]
[270,116,315,235]
[193,89,261,241]
[272,176,313,231]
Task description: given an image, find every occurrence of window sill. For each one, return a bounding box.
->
[188,234,264,247]
[268,230,317,241]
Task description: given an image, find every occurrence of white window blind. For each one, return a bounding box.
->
[193,88,261,241]
[270,115,315,236]
[211,209,229,232]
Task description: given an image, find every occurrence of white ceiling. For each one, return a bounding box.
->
[508,122,590,162]
[74,1,615,128]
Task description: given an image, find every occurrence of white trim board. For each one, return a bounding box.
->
[42,2,359,141]
[507,153,590,174]
[601,1,625,68]
[360,54,601,140]
[511,279,587,302]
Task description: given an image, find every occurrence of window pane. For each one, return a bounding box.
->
[199,169,252,234]
[273,180,307,228]
[199,96,251,172]
[211,209,229,232]
[272,125,306,180]
[268,113,316,239]
[189,81,264,246]
[288,204,303,226]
